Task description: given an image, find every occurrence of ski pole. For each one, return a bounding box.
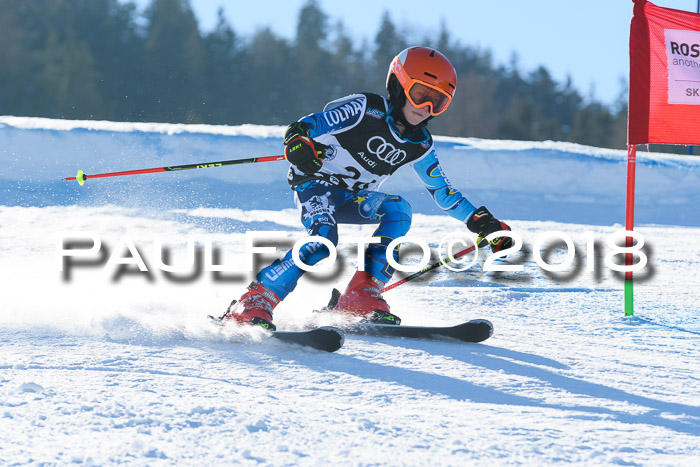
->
[64,154,286,185]
[383,243,480,293]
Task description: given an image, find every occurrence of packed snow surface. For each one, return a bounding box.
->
[1,117,699,465]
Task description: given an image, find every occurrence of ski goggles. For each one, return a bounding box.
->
[405,81,453,116]
[393,63,454,116]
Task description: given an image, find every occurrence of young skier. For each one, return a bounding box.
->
[223,46,512,330]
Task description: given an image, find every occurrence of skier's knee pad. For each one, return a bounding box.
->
[301,221,338,266]
[306,218,339,246]
[364,196,412,283]
[377,195,413,235]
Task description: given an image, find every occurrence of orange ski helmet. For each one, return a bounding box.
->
[386,46,457,116]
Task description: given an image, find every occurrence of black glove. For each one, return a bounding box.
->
[466,206,513,253]
[284,121,326,175]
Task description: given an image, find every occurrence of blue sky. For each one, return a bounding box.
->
[131,0,700,106]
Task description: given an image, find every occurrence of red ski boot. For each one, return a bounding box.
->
[335,271,401,325]
[223,282,279,331]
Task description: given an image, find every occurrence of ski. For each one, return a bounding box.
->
[321,288,493,343]
[268,326,345,352]
[207,314,345,353]
[344,319,493,343]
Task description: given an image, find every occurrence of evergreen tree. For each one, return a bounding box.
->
[372,12,406,96]
[39,27,105,118]
[246,27,292,124]
[327,21,368,98]
[0,1,41,116]
[143,0,205,123]
[202,8,245,124]
[570,102,614,147]
[291,0,333,114]
[0,0,661,151]
[428,27,500,138]
[68,0,144,120]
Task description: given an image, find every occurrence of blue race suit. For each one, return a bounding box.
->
[257,92,477,300]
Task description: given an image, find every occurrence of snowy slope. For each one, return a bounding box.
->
[1,117,699,465]
[2,115,700,225]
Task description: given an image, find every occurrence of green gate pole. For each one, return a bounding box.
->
[624,145,637,316]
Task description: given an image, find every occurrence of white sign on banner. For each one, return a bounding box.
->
[665,28,700,105]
